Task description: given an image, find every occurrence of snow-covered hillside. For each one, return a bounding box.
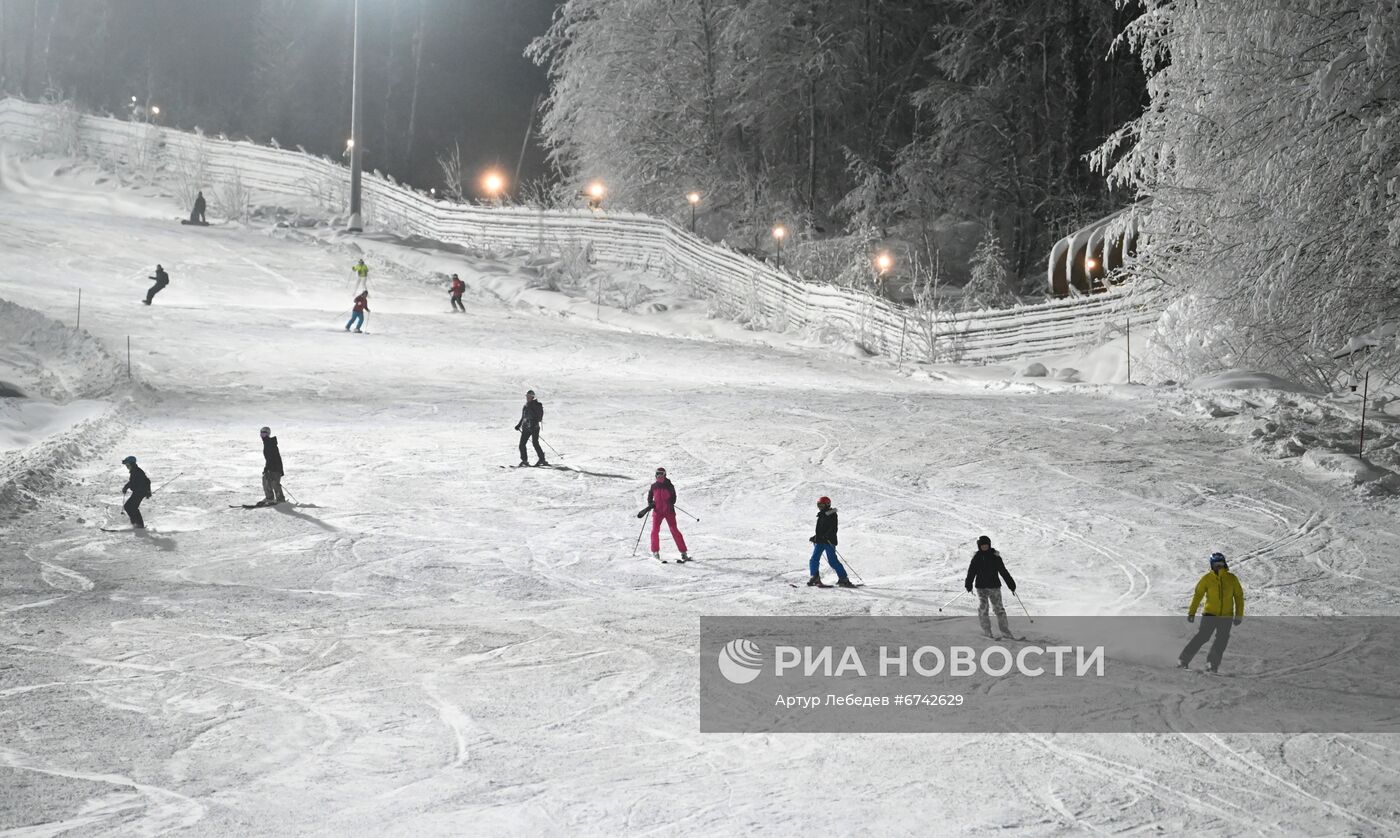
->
[3,151,1400,835]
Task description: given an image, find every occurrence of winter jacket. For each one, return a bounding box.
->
[352,292,369,313]
[517,400,543,432]
[965,548,1015,591]
[353,261,369,278]
[263,436,284,475]
[150,266,169,285]
[450,279,465,297]
[812,508,838,546]
[646,479,677,515]
[123,465,152,498]
[1188,568,1245,618]
[193,193,206,214]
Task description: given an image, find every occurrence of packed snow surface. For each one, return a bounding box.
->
[3,152,1400,835]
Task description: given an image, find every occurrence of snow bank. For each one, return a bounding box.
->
[0,298,124,401]
[1189,369,1319,394]
[0,297,129,512]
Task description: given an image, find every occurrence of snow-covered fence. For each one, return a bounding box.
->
[0,98,1159,363]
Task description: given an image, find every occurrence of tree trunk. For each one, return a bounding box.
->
[807,77,817,215]
[404,0,425,169]
[22,0,38,97]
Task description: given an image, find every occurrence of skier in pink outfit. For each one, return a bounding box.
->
[637,467,690,563]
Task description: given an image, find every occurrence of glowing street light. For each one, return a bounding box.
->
[686,191,701,233]
[481,170,506,202]
[586,180,606,210]
[1085,257,1097,271]
[772,224,787,271]
[875,251,893,275]
[150,105,160,116]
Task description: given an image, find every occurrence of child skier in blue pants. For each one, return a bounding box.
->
[346,291,369,332]
[808,496,854,587]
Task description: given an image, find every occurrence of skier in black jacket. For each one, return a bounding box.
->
[190,191,207,224]
[965,535,1017,637]
[259,426,286,505]
[121,455,152,529]
[514,390,546,466]
[144,264,169,305]
[807,496,853,587]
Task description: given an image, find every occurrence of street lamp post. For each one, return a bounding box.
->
[348,0,364,232]
[686,192,700,233]
[772,225,787,271]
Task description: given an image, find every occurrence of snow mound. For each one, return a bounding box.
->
[0,297,129,512]
[1017,362,1048,378]
[0,298,124,400]
[1189,369,1318,394]
[1300,450,1400,493]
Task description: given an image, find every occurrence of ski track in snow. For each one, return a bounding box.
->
[2,155,1400,835]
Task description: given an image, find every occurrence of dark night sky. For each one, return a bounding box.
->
[418,0,560,187]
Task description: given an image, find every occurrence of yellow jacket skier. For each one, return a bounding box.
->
[1179,552,1245,673]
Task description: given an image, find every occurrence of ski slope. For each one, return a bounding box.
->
[3,153,1400,836]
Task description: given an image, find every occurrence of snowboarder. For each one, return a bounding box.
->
[143,264,169,305]
[965,535,1017,638]
[259,426,286,506]
[346,290,369,332]
[808,496,853,587]
[1179,552,1245,672]
[638,467,689,562]
[449,274,466,312]
[121,455,151,529]
[352,258,370,292]
[515,389,546,466]
[189,191,206,225]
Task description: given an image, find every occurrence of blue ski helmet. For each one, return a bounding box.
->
[121,456,137,466]
[1209,552,1227,566]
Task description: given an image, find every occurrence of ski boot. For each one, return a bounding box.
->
[519,460,529,467]
[835,577,857,588]
[535,459,549,467]
[678,552,690,563]
[653,551,667,564]
[1204,663,1219,674]
[1176,659,1189,670]
[807,575,830,588]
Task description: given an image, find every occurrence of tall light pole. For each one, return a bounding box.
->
[772,224,787,271]
[687,192,700,233]
[348,0,364,232]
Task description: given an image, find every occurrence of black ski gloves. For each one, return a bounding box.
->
[637,506,653,519]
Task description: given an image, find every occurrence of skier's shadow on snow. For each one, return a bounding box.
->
[275,504,338,532]
[135,531,178,552]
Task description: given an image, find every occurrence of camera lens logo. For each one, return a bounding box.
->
[718,638,763,684]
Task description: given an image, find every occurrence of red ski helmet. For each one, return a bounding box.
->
[817,496,831,506]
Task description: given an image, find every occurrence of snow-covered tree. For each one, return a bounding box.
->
[1095,0,1400,385]
[963,229,1016,310]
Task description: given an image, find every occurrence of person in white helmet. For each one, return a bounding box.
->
[259,426,286,506]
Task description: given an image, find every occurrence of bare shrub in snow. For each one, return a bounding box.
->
[436,142,466,202]
[38,87,83,157]
[214,167,252,223]
[171,133,210,210]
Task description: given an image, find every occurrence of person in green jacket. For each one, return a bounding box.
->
[352,258,370,293]
[1178,552,1245,672]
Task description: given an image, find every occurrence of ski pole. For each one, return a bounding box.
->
[152,472,185,495]
[675,505,700,522]
[283,484,300,505]
[1012,591,1034,623]
[938,589,969,612]
[632,511,650,556]
[834,548,864,584]
[540,435,563,458]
